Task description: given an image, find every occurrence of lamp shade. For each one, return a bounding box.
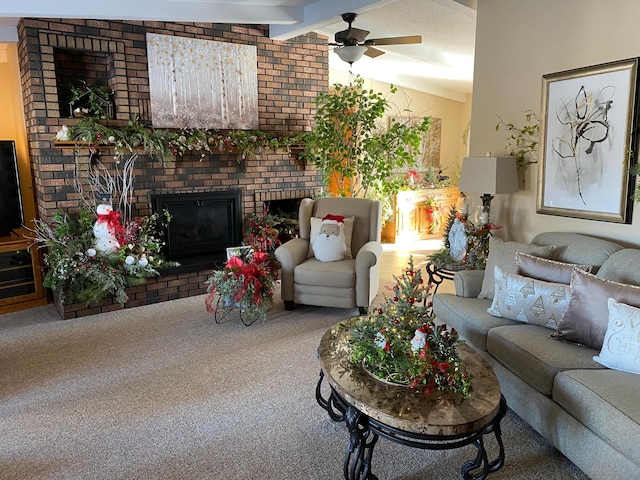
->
[458,156,519,195]
[334,45,367,64]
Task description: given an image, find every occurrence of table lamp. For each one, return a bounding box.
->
[458,155,518,224]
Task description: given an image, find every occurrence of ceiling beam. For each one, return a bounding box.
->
[0,0,304,24]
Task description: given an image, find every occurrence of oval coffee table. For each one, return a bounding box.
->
[316,319,507,480]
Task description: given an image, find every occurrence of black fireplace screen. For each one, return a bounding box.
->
[152,190,242,267]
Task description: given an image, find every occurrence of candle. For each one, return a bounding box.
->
[479,212,489,224]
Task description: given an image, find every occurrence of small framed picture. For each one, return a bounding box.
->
[226,246,253,261]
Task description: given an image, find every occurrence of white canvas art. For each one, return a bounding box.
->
[537,58,639,223]
[146,33,259,129]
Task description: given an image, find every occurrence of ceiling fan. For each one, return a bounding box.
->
[330,12,422,64]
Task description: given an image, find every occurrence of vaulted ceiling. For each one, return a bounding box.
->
[0,0,476,100]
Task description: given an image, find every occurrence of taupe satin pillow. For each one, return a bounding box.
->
[478,237,556,300]
[516,252,591,285]
[553,269,640,349]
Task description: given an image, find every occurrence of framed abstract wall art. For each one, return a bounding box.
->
[537,58,639,223]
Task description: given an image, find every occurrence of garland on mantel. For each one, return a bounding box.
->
[55,116,304,163]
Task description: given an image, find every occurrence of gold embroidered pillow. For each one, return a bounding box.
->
[487,265,569,329]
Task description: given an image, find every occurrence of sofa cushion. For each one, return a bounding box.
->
[294,258,355,288]
[487,324,604,396]
[478,237,556,300]
[432,293,518,352]
[596,248,640,284]
[515,252,591,284]
[553,369,640,467]
[487,265,569,329]
[554,269,640,349]
[593,299,640,374]
[531,232,623,269]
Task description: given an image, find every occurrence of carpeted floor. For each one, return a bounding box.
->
[0,262,589,479]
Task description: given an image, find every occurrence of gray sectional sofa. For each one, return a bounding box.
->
[432,232,640,479]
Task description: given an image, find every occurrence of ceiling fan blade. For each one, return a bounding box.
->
[364,47,385,58]
[367,35,422,46]
[335,27,370,44]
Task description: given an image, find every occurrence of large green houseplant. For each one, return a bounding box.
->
[301,76,431,202]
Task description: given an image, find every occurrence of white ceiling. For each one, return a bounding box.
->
[0,0,476,100]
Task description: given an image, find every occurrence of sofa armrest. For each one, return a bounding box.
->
[453,269,485,298]
[275,238,310,301]
[355,241,383,307]
[355,241,382,270]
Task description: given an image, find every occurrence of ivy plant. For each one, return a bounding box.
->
[495,109,540,170]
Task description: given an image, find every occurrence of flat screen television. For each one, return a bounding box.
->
[0,140,24,237]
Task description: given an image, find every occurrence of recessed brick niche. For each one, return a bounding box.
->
[17,18,328,318]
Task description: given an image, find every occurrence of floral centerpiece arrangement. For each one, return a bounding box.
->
[346,257,472,396]
[204,210,281,322]
[32,207,176,306]
[204,248,279,322]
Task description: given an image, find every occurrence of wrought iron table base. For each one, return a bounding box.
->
[316,370,507,480]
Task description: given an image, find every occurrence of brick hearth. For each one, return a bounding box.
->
[17,18,328,317]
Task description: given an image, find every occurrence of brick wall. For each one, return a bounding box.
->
[16,18,328,317]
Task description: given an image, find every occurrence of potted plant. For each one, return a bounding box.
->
[495,109,540,171]
[63,80,114,119]
[243,207,283,253]
[301,75,431,204]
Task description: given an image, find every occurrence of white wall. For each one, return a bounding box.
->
[471,0,640,246]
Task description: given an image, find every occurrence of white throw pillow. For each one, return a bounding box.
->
[593,298,640,374]
[308,216,354,258]
[487,265,569,330]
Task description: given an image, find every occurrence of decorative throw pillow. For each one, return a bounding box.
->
[487,265,569,329]
[308,215,354,258]
[553,269,640,349]
[516,252,592,284]
[312,217,347,262]
[478,237,556,300]
[593,299,640,374]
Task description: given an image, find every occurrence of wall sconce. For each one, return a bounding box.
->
[458,155,518,224]
[334,45,368,64]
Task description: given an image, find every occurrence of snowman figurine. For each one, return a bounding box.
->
[93,203,122,253]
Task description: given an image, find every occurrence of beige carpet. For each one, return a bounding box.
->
[0,282,588,479]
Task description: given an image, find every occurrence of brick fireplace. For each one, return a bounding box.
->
[17,18,328,318]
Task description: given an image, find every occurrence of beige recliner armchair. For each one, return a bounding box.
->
[275,197,382,314]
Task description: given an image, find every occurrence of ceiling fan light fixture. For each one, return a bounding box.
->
[334,45,367,64]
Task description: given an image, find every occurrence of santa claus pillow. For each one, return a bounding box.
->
[310,215,349,262]
[308,215,354,259]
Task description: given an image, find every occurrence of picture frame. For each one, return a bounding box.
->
[537,58,639,223]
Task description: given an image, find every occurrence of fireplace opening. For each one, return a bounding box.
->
[265,198,302,243]
[152,190,242,273]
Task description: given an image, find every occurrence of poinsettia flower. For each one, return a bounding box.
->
[226,256,244,269]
